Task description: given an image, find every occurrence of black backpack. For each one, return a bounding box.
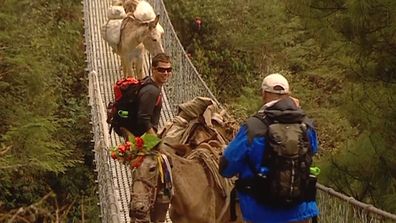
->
[106,76,152,136]
[237,115,317,208]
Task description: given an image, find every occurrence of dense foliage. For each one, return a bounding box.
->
[165,0,396,213]
[0,0,99,221]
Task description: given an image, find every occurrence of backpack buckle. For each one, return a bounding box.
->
[118,110,129,118]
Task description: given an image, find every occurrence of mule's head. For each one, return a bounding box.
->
[142,15,165,56]
[130,154,159,222]
[130,150,172,223]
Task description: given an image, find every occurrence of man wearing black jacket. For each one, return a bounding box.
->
[122,53,172,137]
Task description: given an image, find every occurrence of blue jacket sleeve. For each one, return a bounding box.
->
[219,126,250,178]
[307,127,319,154]
[220,124,318,179]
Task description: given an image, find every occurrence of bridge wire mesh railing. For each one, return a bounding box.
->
[83,0,396,222]
[89,71,121,223]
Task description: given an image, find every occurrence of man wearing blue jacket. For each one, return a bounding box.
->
[219,73,319,223]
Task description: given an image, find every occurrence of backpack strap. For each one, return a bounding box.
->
[141,77,162,107]
[229,187,238,221]
[155,93,162,106]
[244,114,272,175]
[245,113,271,144]
[140,76,153,87]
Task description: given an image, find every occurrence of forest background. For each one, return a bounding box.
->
[166,0,396,214]
[0,0,100,221]
[0,0,395,221]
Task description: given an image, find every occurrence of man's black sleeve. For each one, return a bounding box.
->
[136,85,160,132]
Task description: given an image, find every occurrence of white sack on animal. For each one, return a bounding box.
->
[133,0,156,23]
[107,5,126,20]
[100,19,123,51]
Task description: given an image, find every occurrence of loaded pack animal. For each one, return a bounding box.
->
[127,97,243,223]
[102,0,164,79]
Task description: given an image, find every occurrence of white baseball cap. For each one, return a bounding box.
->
[261,73,289,94]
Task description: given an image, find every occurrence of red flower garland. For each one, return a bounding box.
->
[109,133,161,168]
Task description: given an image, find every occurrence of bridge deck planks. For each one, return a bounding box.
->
[83,0,174,222]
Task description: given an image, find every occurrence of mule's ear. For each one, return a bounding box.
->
[149,14,160,29]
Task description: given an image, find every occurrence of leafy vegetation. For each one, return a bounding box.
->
[0,0,99,221]
[165,0,396,213]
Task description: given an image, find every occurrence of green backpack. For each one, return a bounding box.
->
[259,121,313,207]
[238,115,317,208]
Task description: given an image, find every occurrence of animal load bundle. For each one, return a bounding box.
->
[107,5,126,19]
[132,0,155,23]
[100,0,158,53]
[101,19,123,52]
[100,4,127,52]
[159,97,238,155]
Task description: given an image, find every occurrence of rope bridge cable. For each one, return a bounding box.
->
[82,0,396,222]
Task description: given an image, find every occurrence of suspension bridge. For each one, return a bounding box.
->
[83,0,396,222]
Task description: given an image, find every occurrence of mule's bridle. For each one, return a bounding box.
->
[130,151,173,223]
[130,155,160,211]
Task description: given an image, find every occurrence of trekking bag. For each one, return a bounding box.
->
[106,77,145,136]
[237,116,317,208]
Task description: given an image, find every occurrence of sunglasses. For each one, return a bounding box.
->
[155,67,172,73]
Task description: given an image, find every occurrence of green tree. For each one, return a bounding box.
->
[166,0,396,213]
[0,0,99,220]
[284,0,396,212]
